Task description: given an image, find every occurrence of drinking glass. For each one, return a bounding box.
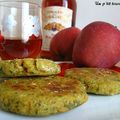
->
[0,1,42,60]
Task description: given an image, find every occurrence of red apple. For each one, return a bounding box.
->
[50,27,81,61]
[73,21,120,68]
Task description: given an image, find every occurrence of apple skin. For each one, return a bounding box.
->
[72,21,120,68]
[50,27,81,61]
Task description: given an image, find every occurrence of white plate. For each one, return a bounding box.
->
[0,81,120,120]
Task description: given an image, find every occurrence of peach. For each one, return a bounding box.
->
[50,27,80,61]
[73,21,120,68]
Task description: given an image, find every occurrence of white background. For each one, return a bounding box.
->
[76,0,120,29]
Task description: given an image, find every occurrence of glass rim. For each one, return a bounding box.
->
[0,1,40,7]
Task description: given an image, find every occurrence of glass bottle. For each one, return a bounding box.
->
[41,0,77,59]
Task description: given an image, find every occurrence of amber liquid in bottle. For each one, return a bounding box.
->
[41,0,77,59]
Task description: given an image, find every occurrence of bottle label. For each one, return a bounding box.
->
[42,6,73,51]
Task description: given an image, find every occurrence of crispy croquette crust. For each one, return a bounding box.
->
[0,76,88,116]
[0,58,61,77]
[65,68,120,95]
